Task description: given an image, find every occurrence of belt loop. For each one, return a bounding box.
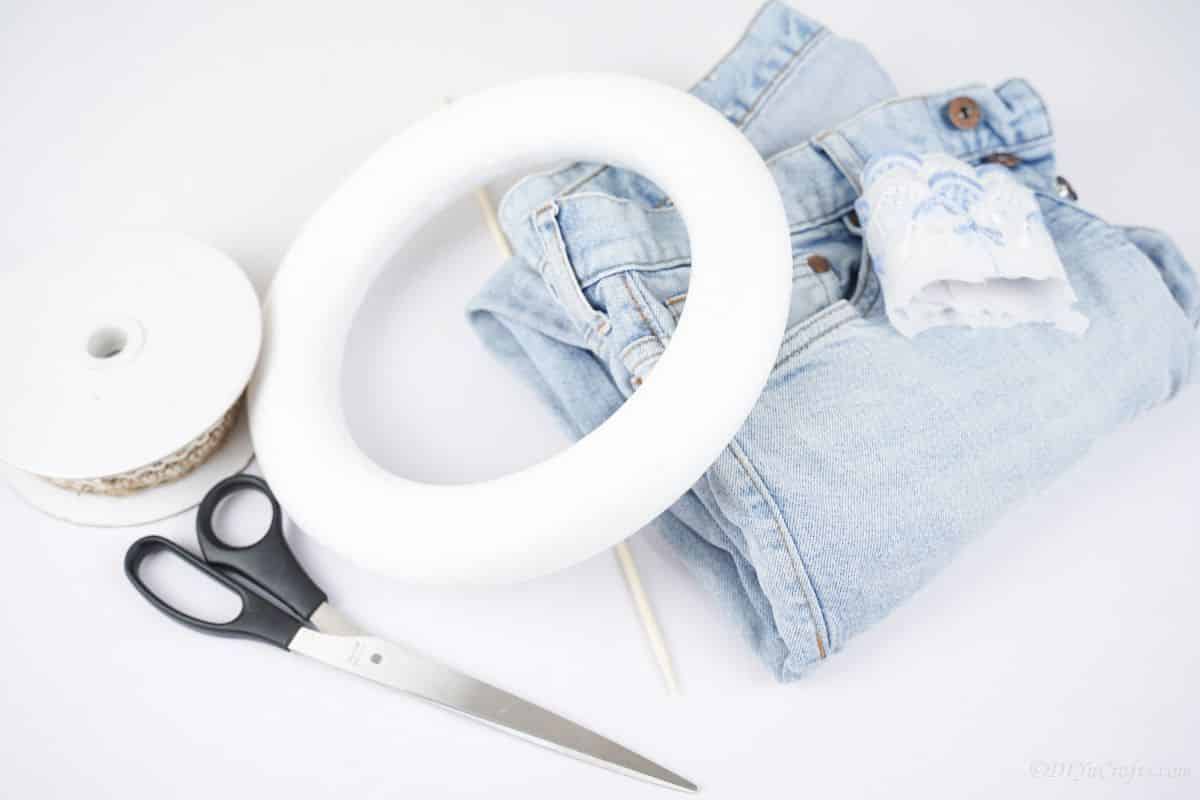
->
[813,129,879,308]
[812,129,867,193]
[532,201,612,345]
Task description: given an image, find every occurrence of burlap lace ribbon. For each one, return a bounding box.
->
[45,401,240,496]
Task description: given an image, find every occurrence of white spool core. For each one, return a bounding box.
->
[249,74,792,584]
[86,326,129,359]
[0,233,261,525]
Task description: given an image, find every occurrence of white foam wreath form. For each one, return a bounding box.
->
[249,74,792,584]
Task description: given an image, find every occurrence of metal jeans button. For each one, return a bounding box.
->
[982,153,1020,167]
[946,96,982,130]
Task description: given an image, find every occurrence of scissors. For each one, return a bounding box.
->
[125,474,696,793]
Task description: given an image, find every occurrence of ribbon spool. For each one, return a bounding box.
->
[0,233,261,526]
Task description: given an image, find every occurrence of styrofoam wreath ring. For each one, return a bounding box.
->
[248,74,791,584]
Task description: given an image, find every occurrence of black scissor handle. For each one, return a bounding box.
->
[124,536,301,649]
[195,474,328,622]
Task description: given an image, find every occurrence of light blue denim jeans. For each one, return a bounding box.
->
[467,2,1200,680]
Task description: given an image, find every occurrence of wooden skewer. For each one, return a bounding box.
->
[613,536,680,695]
[468,172,680,696]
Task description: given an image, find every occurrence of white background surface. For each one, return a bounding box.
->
[1,1,1197,797]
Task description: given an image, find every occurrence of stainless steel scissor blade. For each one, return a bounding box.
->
[289,629,698,793]
[125,474,698,793]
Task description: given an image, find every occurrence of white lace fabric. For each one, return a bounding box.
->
[856,152,1088,338]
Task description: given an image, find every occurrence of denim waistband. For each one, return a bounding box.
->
[508,78,1055,290]
[497,2,841,223]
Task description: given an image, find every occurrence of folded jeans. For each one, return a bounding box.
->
[467,1,1200,680]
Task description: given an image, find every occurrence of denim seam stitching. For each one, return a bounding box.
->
[650,28,831,210]
[562,136,1044,287]
[550,133,1055,298]
[1035,199,1144,259]
[784,298,849,337]
[580,257,692,290]
[535,203,611,343]
[558,3,808,208]
[621,273,668,347]
[921,94,956,154]
[726,437,829,660]
[627,351,663,375]
[765,93,918,166]
[648,264,827,317]
[550,191,685,212]
[788,207,859,234]
[817,132,868,188]
[533,132,1055,299]
[1033,189,1108,225]
[498,162,590,229]
[740,28,831,131]
[691,0,775,88]
[785,136,1055,237]
[618,334,659,363]
[765,83,1021,167]
[619,337,665,376]
[774,302,858,370]
[818,270,836,307]
[774,302,851,359]
[559,164,610,199]
[1002,78,1054,141]
[526,81,1048,235]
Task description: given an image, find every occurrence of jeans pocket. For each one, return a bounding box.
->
[587,254,860,392]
